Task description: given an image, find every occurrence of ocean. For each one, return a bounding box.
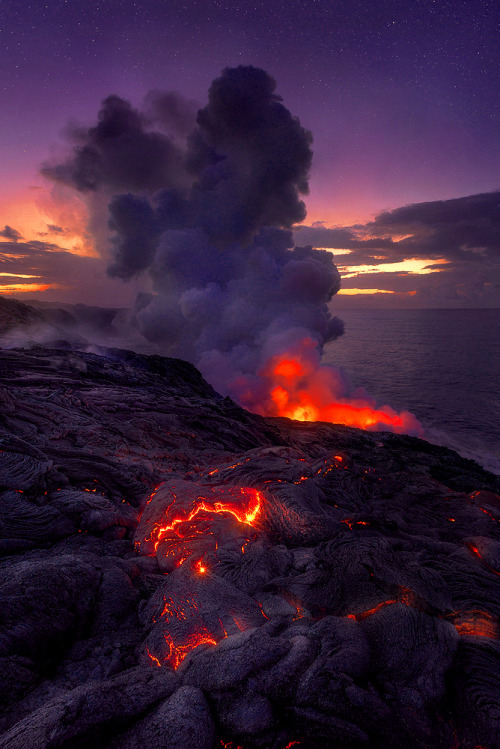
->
[324,308,500,475]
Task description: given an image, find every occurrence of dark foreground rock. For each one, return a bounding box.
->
[0,346,499,749]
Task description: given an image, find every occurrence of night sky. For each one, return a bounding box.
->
[1,0,499,307]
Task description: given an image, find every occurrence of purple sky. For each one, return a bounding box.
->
[0,0,499,307]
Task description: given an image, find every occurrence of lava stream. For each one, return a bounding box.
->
[150,487,262,551]
[163,629,218,670]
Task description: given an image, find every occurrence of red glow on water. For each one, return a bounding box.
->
[244,338,422,435]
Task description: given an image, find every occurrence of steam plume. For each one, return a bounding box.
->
[42,65,421,435]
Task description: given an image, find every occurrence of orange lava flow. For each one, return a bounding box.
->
[346,599,397,621]
[163,629,218,669]
[246,338,422,435]
[146,647,162,668]
[448,610,498,638]
[467,543,500,578]
[341,518,371,529]
[152,488,262,551]
[158,594,197,623]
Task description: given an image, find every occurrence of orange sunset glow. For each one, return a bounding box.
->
[0,282,64,295]
[337,288,396,295]
[0,187,94,257]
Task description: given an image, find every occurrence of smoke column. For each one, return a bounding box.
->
[42,66,422,435]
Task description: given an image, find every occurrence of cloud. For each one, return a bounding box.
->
[0,240,148,307]
[293,225,395,253]
[142,90,199,139]
[0,225,22,242]
[368,191,500,263]
[296,191,500,306]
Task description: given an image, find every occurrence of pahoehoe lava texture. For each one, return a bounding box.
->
[0,346,499,748]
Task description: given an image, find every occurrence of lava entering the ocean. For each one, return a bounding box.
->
[243,337,423,435]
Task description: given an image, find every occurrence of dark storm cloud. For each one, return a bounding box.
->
[296,192,500,306]
[0,225,22,242]
[293,225,395,252]
[0,239,145,310]
[411,262,500,304]
[335,262,500,308]
[368,191,500,263]
[297,191,500,266]
[371,191,500,234]
[0,239,97,279]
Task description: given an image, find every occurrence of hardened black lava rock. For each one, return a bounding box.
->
[0,346,499,749]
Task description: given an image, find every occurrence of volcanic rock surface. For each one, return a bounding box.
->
[0,346,499,749]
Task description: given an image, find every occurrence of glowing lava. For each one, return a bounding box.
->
[447,610,498,638]
[245,337,422,435]
[140,486,265,669]
[467,543,500,578]
[143,486,262,553]
[163,629,218,670]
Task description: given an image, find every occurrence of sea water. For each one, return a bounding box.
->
[324,308,500,475]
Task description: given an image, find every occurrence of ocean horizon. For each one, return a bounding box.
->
[325,307,500,475]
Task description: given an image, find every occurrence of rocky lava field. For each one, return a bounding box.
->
[1,346,499,748]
